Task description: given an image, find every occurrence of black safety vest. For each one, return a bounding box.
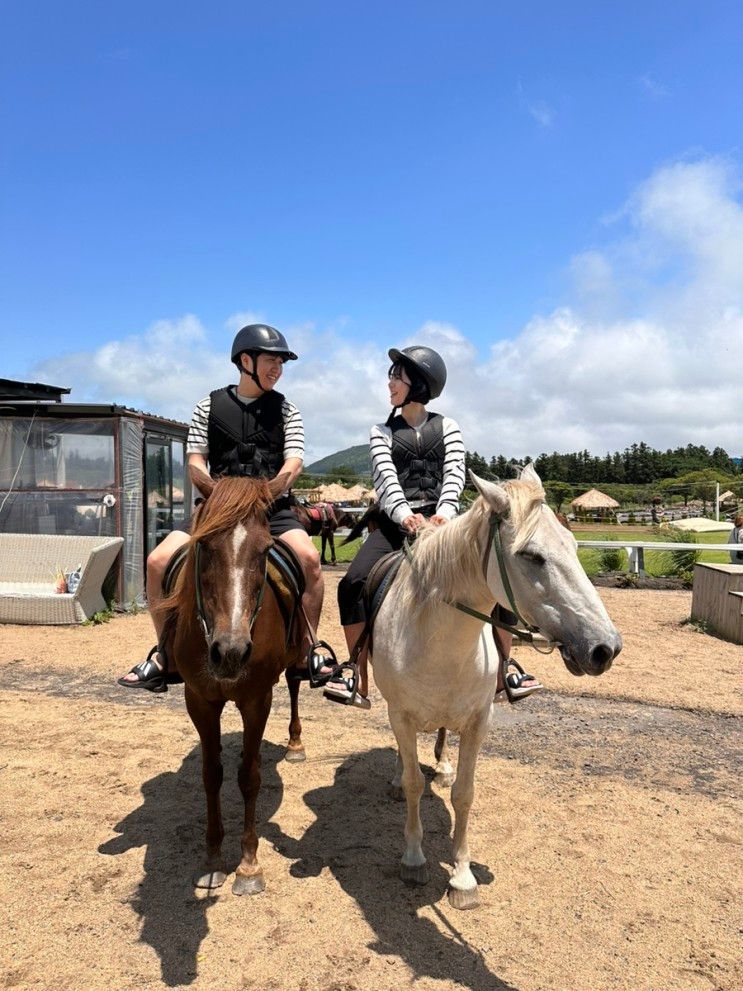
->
[207,387,285,480]
[390,412,445,504]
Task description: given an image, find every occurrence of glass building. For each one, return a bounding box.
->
[0,379,191,607]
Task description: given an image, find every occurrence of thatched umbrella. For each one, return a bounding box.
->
[570,488,620,512]
[342,484,368,502]
[316,483,353,502]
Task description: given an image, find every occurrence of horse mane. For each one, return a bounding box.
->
[400,473,546,609]
[157,476,273,633]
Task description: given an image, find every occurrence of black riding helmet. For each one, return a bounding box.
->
[388,345,447,404]
[231,324,298,391]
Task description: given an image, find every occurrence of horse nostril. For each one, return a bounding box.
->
[590,643,614,668]
[209,641,223,668]
[242,642,252,665]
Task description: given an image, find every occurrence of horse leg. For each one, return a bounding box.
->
[185,686,228,890]
[433,727,455,788]
[328,529,336,565]
[448,716,489,910]
[284,669,306,763]
[320,530,327,565]
[388,708,428,886]
[389,750,405,802]
[233,692,272,895]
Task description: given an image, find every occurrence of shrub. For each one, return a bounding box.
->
[659,528,700,577]
[598,546,626,572]
[619,572,639,588]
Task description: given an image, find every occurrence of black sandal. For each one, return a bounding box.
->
[503,659,543,702]
[307,640,340,688]
[117,645,168,693]
[322,661,365,707]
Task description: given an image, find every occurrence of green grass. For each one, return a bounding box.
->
[315,528,734,576]
[573,528,732,576]
[312,536,363,563]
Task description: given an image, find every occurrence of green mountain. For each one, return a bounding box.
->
[306,444,371,477]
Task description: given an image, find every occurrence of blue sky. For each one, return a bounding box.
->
[2,2,742,460]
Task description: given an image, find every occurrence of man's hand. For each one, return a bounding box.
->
[429,514,449,526]
[401,513,427,534]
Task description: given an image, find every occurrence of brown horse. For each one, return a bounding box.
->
[158,471,306,896]
[289,497,354,564]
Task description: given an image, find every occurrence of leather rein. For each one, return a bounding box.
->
[402,513,558,656]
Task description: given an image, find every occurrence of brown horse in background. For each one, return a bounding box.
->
[289,497,355,564]
[158,472,306,896]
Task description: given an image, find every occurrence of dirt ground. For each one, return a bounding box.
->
[1,575,741,991]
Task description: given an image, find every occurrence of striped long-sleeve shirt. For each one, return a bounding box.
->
[370,415,466,526]
[186,388,305,464]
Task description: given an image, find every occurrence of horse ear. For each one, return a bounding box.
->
[268,472,292,502]
[189,465,215,499]
[520,462,542,486]
[469,471,510,517]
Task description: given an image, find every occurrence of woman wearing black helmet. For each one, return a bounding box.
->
[321,344,544,709]
[118,324,326,693]
[322,346,458,707]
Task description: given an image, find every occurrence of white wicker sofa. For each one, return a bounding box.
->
[0,534,124,625]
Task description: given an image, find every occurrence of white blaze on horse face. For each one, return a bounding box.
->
[230,523,249,631]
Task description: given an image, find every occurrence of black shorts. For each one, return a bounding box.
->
[337,506,518,629]
[173,499,304,539]
[337,505,436,627]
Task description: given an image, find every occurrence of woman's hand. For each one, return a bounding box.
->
[429,514,449,526]
[401,513,427,534]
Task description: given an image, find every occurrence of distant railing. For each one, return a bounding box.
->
[576,540,743,576]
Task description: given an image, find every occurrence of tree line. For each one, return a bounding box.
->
[466,442,740,485]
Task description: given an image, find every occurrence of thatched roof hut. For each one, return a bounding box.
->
[315,483,357,502]
[570,488,620,511]
[343,484,368,501]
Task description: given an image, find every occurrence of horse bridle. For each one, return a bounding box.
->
[403,512,557,655]
[193,539,267,644]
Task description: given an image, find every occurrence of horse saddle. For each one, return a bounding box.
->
[162,539,305,648]
[362,549,404,649]
[308,503,334,525]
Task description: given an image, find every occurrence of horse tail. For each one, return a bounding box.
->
[342,505,381,544]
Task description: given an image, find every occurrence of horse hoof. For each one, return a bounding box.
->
[400,861,429,886]
[284,745,306,763]
[388,784,405,802]
[232,873,266,896]
[434,771,455,789]
[194,867,227,890]
[448,884,479,910]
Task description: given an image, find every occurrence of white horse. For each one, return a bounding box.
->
[371,466,622,909]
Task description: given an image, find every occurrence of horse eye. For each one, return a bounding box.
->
[521,550,546,566]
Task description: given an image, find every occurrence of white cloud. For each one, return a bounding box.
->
[517,79,555,129]
[527,100,554,128]
[30,156,743,463]
[449,158,743,458]
[639,74,670,100]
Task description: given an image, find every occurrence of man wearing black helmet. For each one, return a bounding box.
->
[321,344,543,710]
[118,324,324,693]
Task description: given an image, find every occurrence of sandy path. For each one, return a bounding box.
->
[0,577,741,991]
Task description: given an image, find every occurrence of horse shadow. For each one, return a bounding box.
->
[98,733,287,987]
[99,738,518,990]
[263,745,519,991]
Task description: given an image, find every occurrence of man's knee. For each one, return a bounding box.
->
[281,533,321,582]
[148,533,187,578]
[300,542,322,582]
